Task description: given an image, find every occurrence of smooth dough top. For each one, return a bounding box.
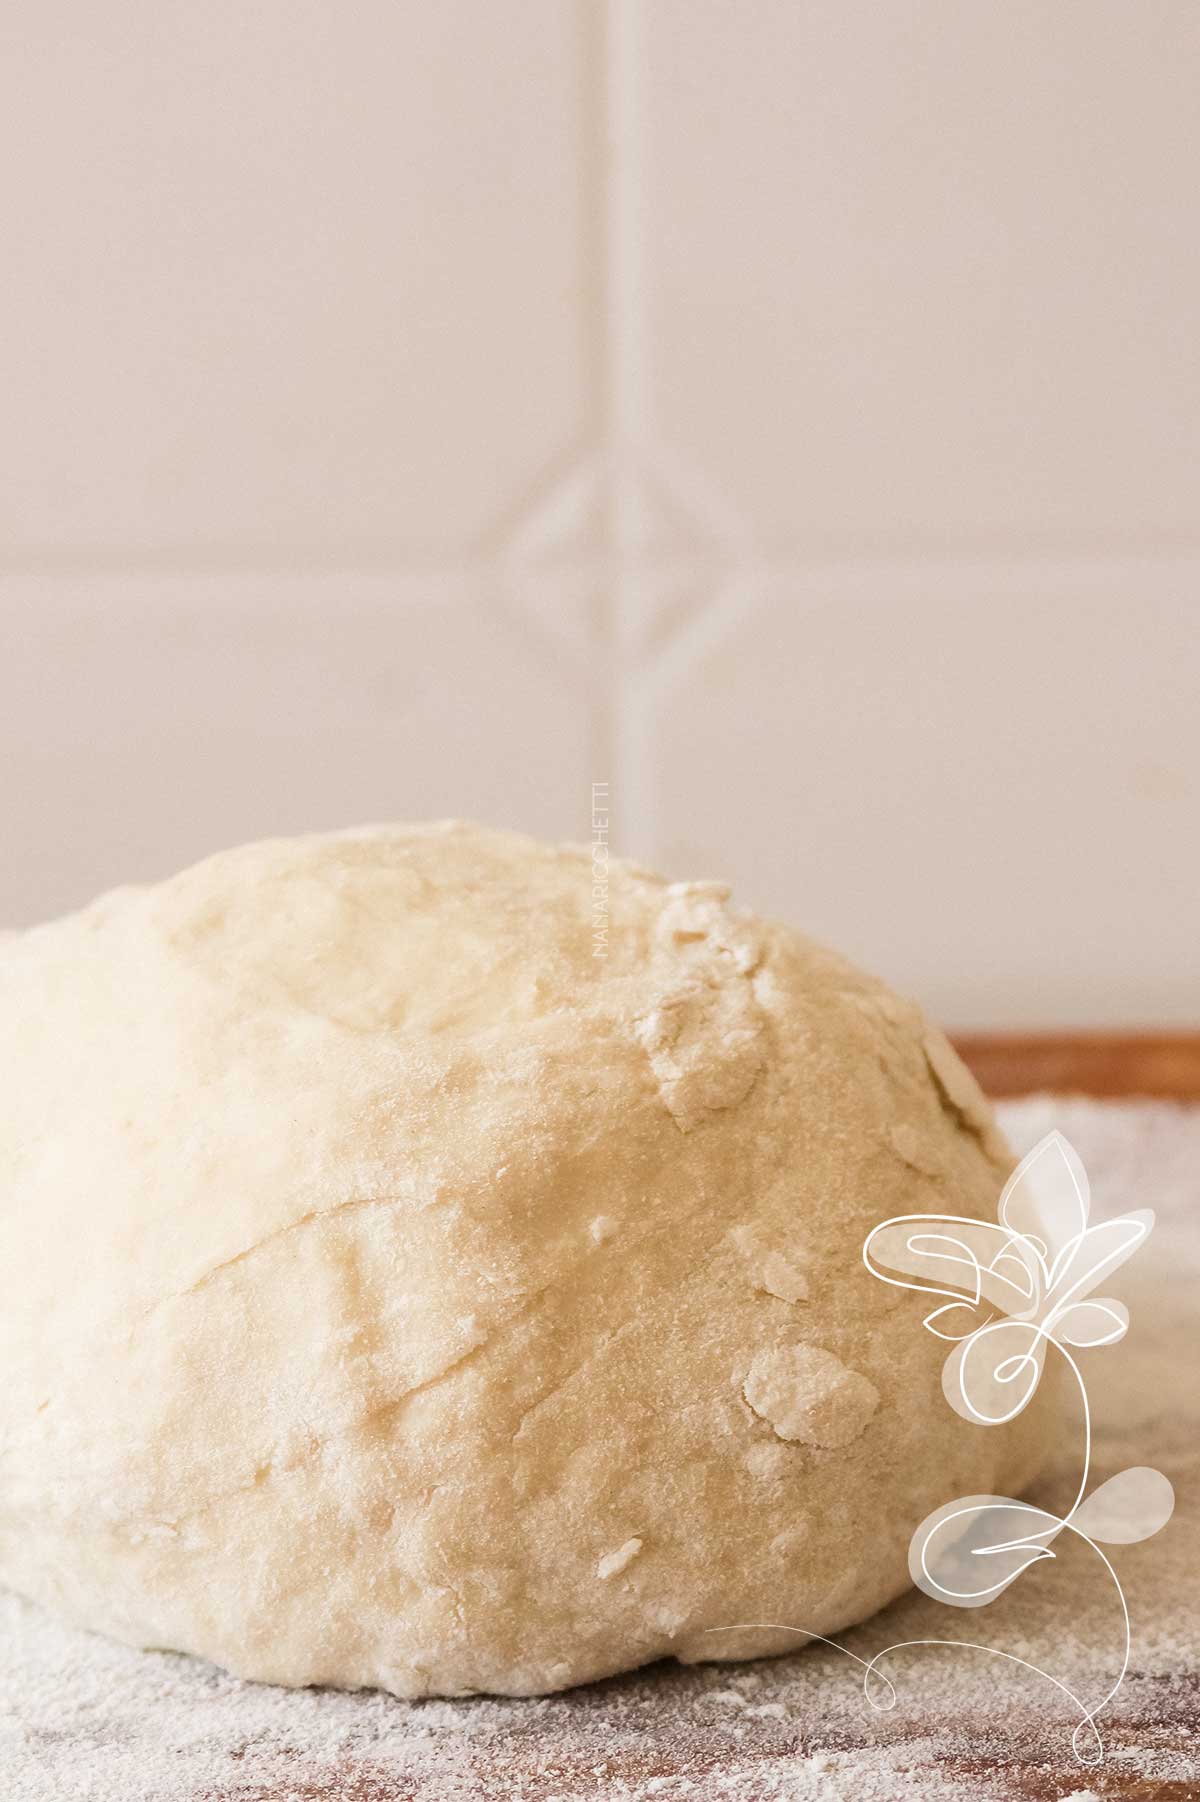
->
[0,822,1039,1698]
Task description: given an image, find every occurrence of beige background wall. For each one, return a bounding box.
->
[2,2,1197,1027]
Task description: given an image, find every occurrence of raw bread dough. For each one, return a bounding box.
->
[0,823,1048,1698]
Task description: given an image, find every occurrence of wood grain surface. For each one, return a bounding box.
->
[953,1032,1200,1100]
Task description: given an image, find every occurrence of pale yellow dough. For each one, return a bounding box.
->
[0,823,1048,1697]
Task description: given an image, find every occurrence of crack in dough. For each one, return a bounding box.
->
[759,1251,809,1304]
[137,1192,409,1324]
[886,1121,945,1180]
[922,1026,1009,1165]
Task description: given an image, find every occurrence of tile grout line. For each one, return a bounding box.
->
[579,0,616,817]
[1,548,1198,582]
[602,0,647,861]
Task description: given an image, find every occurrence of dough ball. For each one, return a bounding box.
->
[0,823,1048,1697]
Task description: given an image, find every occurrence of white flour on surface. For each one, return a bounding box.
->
[2,1100,1197,1802]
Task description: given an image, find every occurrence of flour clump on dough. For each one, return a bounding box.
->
[0,823,1049,1697]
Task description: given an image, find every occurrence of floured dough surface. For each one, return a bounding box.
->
[742,1345,880,1449]
[0,822,1048,1698]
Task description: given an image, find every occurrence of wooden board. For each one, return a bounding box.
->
[953,1032,1200,1100]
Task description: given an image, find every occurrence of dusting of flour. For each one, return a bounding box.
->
[2,1100,1198,1801]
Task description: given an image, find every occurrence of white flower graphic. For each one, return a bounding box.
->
[710,1128,1174,1769]
[859,1128,1174,1765]
[863,1130,1152,1426]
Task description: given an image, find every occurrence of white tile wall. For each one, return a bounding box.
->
[0,1,592,554]
[1,572,592,920]
[2,1,1198,1028]
[638,2,1200,549]
[629,568,1200,1027]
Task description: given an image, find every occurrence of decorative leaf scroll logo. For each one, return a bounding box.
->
[706,1130,1173,1769]
[863,1131,1149,1428]
[861,1130,1174,1765]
